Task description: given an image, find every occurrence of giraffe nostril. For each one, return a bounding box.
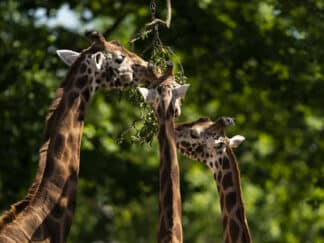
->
[115,55,125,64]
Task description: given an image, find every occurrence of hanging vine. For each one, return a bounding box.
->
[116,0,187,145]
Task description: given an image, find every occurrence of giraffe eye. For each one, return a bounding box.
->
[190,130,199,139]
[115,55,125,64]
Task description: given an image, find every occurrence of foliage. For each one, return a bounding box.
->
[1,0,324,242]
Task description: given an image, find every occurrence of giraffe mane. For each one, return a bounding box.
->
[0,181,39,230]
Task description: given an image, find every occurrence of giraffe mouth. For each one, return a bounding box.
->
[119,70,133,82]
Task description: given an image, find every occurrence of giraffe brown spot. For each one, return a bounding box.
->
[230,219,240,242]
[225,235,230,243]
[53,133,65,159]
[158,221,169,242]
[216,143,223,149]
[68,92,79,106]
[107,67,114,78]
[220,193,225,210]
[236,208,244,224]
[51,203,64,219]
[209,162,213,167]
[215,162,219,169]
[222,156,230,169]
[165,207,173,228]
[163,184,172,209]
[196,145,204,154]
[43,157,54,178]
[225,192,236,212]
[79,100,85,114]
[115,79,121,86]
[87,68,92,74]
[180,141,190,148]
[63,214,73,240]
[44,217,61,242]
[79,63,87,73]
[76,76,88,89]
[213,172,217,180]
[67,134,74,147]
[222,172,233,189]
[53,175,66,189]
[217,184,221,193]
[82,88,90,102]
[242,228,249,243]
[67,192,77,212]
[217,171,222,183]
[217,150,223,155]
[222,215,228,230]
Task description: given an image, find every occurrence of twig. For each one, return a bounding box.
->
[129,0,172,44]
[145,0,172,28]
[129,29,154,44]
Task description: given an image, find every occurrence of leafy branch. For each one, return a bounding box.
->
[117,0,187,145]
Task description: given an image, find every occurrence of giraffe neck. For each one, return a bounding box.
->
[212,146,252,243]
[157,119,183,243]
[0,65,91,242]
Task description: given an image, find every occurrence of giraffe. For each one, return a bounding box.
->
[138,62,189,243]
[0,31,160,243]
[175,117,252,243]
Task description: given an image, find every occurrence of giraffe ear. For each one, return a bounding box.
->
[56,49,80,66]
[229,135,245,148]
[173,84,190,98]
[137,87,157,102]
[91,52,105,70]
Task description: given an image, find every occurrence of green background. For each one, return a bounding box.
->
[0,0,323,242]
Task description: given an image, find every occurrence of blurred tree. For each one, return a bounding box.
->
[0,0,323,242]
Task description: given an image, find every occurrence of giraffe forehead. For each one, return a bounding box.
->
[105,41,147,64]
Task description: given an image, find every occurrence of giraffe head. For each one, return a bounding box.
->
[56,31,159,92]
[175,117,245,167]
[137,62,190,120]
[176,117,251,243]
